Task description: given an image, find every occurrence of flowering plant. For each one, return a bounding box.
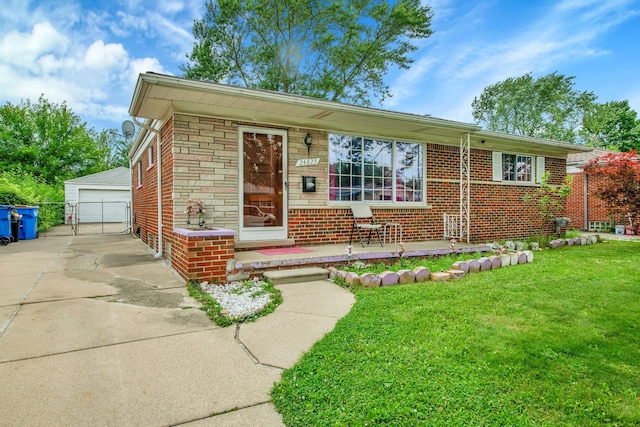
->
[345,245,353,266]
[398,242,406,265]
[397,242,405,258]
[448,238,457,253]
[185,199,206,227]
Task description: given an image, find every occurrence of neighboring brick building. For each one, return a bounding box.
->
[566,149,619,231]
[128,73,590,281]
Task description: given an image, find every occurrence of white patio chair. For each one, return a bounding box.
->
[349,205,384,248]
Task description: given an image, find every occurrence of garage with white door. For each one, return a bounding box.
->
[64,167,131,224]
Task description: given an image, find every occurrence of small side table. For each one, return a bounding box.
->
[384,223,403,244]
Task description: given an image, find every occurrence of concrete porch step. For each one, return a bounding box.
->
[263,267,329,285]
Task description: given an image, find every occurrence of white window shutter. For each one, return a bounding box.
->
[536,156,545,183]
[492,152,502,181]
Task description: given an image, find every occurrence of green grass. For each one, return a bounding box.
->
[272,242,640,426]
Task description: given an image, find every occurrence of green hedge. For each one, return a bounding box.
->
[0,170,64,231]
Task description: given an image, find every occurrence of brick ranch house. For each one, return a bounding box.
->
[566,148,639,232]
[127,72,590,282]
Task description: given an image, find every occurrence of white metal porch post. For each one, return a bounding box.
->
[460,133,470,243]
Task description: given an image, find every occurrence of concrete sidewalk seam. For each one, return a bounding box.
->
[276,308,347,319]
[0,239,73,339]
[170,401,276,426]
[17,286,187,306]
[0,327,218,364]
[234,324,285,372]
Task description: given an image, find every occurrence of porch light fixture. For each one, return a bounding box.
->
[303,132,312,155]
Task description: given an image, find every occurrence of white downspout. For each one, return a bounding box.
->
[131,117,163,259]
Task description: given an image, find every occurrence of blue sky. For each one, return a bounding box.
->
[1,0,639,135]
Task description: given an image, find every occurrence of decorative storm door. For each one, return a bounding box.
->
[239,127,287,241]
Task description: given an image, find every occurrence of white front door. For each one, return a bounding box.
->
[238,126,288,241]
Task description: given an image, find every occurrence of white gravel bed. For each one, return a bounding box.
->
[203,281,272,318]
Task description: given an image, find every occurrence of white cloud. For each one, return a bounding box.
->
[128,57,170,83]
[84,40,128,70]
[158,0,185,14]
[113,11,149,37]
[0,22,68,71]
[0,15,170,131]
[387,0,640,121]
[386,57,437,108]
[146,11,195,59]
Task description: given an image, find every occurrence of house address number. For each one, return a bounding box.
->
[295,158,320,167]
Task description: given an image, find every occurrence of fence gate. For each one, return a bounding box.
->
[73,201,131,235]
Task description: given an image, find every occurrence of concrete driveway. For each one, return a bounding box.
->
[0,234,354,426]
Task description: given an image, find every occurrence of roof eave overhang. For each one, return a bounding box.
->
[128,72,592,159]
[473,130,593,158]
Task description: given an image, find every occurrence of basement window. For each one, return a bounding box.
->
[147,145,155,170]
[588,221,610,232]
[137,161,143,188]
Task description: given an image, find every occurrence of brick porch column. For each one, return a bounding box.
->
[171,227,236,282]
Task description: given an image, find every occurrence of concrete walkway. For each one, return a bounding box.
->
[0,234,355,426]
[582,231,640,242]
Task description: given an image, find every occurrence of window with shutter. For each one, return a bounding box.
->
[492,151,536,183]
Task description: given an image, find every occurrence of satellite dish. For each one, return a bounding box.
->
[121,120,136,139]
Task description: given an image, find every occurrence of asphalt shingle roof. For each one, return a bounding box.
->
[64,167,130,186]
[567,148,618,166]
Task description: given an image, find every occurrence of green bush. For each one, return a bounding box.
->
[0,170,64,231]
[0,170,63,205]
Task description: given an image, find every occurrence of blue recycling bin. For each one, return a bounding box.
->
[0,205,12,240]
[16,206,39,240]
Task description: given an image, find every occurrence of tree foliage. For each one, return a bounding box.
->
[580,100,640,152]
[0,170,64,205]
[0,96,114,186]
[471,72,596,142]
[583,150,640,232]
[523,171,573,242]
[100,131,132,169]
[182,0,433,105]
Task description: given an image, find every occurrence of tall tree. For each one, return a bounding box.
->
[580,100,640,152]
[471,72,596,142]
[0,96,110,185]
[182,0,433,106]
[99,130,132,169]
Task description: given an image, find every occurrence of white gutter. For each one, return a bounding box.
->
[476,130,593,153]
[131,117,164,259]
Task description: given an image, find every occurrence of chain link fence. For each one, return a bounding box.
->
[39,202,131,236]
[38,202,73,236]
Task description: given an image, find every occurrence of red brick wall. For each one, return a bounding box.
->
[131,119,176,254]
[131,133,159,247]
[131,113,571,277]
[288,146,567,244]
[288,207,447,245]
[161,118,175,256]
[566,171,612,230]
[171,231,234,281]
[289,186,549,245]
[566,172,585,229]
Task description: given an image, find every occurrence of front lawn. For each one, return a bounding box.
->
[272,242,640,426]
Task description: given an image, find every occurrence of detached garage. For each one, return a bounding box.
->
[64,167,131,224]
